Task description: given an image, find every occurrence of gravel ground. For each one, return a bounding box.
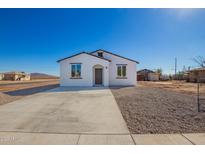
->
[111,85,205,134]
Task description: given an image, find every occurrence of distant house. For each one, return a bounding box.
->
[3,72,30,81]
[137,69,160,81]
[187,68,205,83]
[0,73,4,80]
[160,75,170,81]
[57,49,139,86]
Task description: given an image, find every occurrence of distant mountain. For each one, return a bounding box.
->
[30,73,59,80]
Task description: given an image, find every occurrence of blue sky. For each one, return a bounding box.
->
[0,9,204,76]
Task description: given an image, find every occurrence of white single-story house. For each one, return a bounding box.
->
[57,49,139,87]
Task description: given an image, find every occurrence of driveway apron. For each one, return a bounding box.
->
[0,87,129,134]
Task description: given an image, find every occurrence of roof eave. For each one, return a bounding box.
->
[92,49,139,64]
[57,51,111,63]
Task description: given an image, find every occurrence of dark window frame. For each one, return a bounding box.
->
[98,52,103,57]
[70,63,82,78]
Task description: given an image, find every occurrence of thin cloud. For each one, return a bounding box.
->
[152,8,199,20]
[166,9,198,19]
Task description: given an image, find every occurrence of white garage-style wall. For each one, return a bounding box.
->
[92,50,137,86]
[59,53,109,86]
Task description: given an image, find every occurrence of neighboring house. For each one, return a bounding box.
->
[160,75,170,81]
[173,72,188,81]
[57,49,139,87]
[0,73,4,80]
[148,72,160,81]
[137,69,160,81]
[187,68,205,83]
[3,72,30,81]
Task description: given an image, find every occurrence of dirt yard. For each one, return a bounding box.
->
[140,81,205,95]
[111,81,205,134]
[0,79,59,105]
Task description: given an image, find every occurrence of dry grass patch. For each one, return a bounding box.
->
[0,79,59,105]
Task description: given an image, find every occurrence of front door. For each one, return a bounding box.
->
[95,68,103,85]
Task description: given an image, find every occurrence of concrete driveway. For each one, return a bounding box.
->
[0,87,129,134]
[1,87,204,145]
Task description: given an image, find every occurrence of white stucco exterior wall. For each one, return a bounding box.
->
[92,51,137,86]
[59,53,109,86]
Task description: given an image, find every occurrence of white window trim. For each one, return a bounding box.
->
[116,64,127,79]
[70,63,82,79]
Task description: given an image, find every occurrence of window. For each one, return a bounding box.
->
[117,65,127,78]
[98,52,103,57]
[71,63,81,78]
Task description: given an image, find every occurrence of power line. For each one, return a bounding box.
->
[175,57,177,75]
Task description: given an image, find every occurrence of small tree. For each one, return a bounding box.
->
[182,65,187,72]
[156,68,162,76]
[175,71,185,80]
[155,68,163,80]
[193,56,205,68]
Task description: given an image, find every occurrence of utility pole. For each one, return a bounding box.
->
[175,57,177,76]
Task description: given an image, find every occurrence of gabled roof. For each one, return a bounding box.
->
[137,69,155,73]
[57,52,111,63]
[188,67,205,72]
[90,49,139,64]
[4,71,27,75]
